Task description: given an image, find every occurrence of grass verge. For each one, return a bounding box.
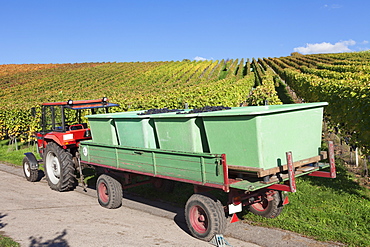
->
[0,235,20,247]
[0,139,39,166]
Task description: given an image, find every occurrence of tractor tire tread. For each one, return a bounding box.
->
[45,142,77,192]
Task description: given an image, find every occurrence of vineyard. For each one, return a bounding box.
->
[1,52,370,246]
[0,51,369,158]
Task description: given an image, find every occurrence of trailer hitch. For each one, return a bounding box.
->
[308,141,336,178]
[76,155,87,192]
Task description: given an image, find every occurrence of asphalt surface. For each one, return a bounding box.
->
[0,163,343,247]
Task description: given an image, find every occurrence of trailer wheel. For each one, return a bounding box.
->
[44,142,77,192]
[248,190,283,218]
[185,194,226,241]
[96,174,122,209]
[22,156,39,182]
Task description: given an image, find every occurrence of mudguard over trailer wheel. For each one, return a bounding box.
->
[185,194,227,241]
[22,156,39,182]
[44,142,77,192]
[96,174,123,209]
[248,190,284,218]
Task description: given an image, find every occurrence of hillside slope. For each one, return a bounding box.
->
[0,52,369,155]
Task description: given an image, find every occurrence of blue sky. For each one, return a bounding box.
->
[1,0,369,64]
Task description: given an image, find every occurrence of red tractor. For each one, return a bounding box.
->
[23,98,119,191]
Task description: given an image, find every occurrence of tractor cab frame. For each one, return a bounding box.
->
[36,97,119,156]
[23,97,119,187]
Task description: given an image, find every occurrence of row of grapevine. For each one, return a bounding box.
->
[278,55,370,83]
[0,60,261,142]
[265,51,370,153]
[245,58,283,106]
[3,51,368,152]
[300,66,370,83]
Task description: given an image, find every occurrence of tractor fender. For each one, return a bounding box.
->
[24,152,39,170]
[44,133,64,146]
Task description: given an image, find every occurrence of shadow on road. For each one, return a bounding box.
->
[174,211,192,236]
[28,229,69,247]
[123,191,193,236]
[36,170,45,182]
[0,213,8,229]
[1,213,70,247]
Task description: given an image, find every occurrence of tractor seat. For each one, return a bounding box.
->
[69,124,86,130]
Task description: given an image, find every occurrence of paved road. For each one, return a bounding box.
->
[0,163,342,247]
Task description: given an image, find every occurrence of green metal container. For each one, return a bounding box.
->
[151,112,209,153]
[113,113,157,149]
[200,102,327,170]
[86,110,157,148]
[86,117,119,145]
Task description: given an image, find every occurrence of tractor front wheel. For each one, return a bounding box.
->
[22,156,39,182]
[44,142,77,192]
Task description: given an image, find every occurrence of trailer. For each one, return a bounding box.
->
[24,101,336,242]
[79,102,336,241]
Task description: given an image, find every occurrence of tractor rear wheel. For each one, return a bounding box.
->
[44,142,77,192]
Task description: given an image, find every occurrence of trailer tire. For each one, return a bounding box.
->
[185,194,226,241]
[248,190,284,218]
[22,156,39,182]
[97,174,123,209]
[44,142,77,192]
